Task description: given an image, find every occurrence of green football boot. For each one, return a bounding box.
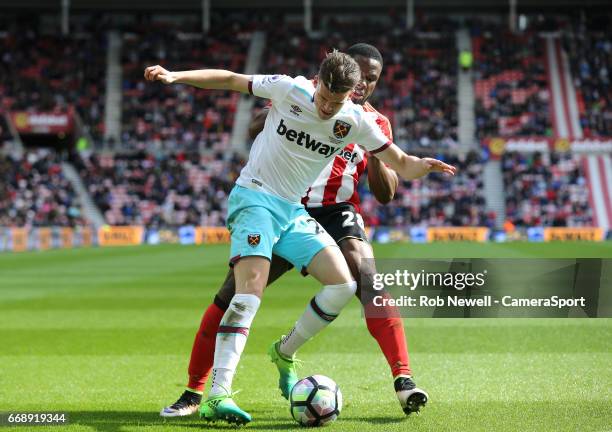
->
[268,338,301,399]
[199,395,252,425]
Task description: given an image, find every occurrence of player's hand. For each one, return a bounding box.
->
[144,65,177,84]
[420,158,457,176]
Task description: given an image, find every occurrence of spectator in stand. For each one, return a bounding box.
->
[564,17,612,137]
[472,20,551,139]
[359,151,487,228]
[79,151,245,228]
[0,18,107,145]
[502,152,592,227]
[255,16,458,150]
[0,149,85,227]
[120,15,258,151]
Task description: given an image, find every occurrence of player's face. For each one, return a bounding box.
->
[352,55,382,105]
[313,80,353,121]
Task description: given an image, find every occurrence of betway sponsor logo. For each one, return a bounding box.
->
[276,119,342,158]
[339,148,359,164]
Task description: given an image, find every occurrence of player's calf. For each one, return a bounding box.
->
[276,280,357,359]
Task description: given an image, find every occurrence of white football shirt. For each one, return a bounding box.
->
[236,74,391,202]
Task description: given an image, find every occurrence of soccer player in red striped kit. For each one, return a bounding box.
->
[161,43,428,418]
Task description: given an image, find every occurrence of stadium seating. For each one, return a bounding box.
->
[373,20,458,148]
[0,150,85,227]
[502,151,593,227]
[80,151,244,227]
[359,152,491,228]
[0,27,106,144]
[257,17,458,149]
[120,19,252,151]
[1,13,609,233]
[472,22,552,139]
[564,26,612,137]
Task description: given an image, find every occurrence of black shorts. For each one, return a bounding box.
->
[306,202,368,244]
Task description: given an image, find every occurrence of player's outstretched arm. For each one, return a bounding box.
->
[367,156,399,204]
[375,143,457,181]
[144,65,250,93]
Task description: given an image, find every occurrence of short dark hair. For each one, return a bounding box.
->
[347,43,384,66]
[318,50,361,94]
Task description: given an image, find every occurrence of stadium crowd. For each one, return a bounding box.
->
[79,151,244,227]
[0,149,85,227]
[120,18,253,151]
[1,14,609,232]
[0,23,107,144]
[472,22,552,139]
[502,151,592,227]
[69,150,488,229]
[0,146,596,230]
[564,25,612,137]
[359,151,491,228]
[258,17,458,149]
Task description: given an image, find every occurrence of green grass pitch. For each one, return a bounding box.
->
[1,242,611,431]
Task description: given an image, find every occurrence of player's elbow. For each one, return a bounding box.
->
[226,72,246,92]
[226,73,238,90]
[369,172,398,204]
[378,193,395,205]
[373,189,394,205]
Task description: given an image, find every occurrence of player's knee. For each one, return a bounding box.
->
[343,247,376,291]
[234,257,269,296]
[343,250,362,281]
[334,251,356,283]
[339,239,374,284]
[316,280,358,313]
[343,280,358,297]
[359,266,378,293]
[356,270,380,305]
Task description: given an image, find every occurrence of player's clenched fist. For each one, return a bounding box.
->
[144,65,177,84]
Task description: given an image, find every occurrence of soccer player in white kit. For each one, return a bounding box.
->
[145,51,455,424]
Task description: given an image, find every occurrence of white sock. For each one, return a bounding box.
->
[279,281,357,358]
[209,368,233,397]
[209,293,261,397]
[278,326,308,359]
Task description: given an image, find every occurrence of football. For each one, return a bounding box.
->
[290,375,343,427]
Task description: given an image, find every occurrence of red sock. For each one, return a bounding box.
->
[187,302,226,392]
[364,300,412,378]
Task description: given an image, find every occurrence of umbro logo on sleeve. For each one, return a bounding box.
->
[290,105,302,116]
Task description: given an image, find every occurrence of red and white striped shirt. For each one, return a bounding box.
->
[302,102,393,211]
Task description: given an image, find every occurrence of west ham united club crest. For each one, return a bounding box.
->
[247,233,261,247]
[333,120,352,139]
